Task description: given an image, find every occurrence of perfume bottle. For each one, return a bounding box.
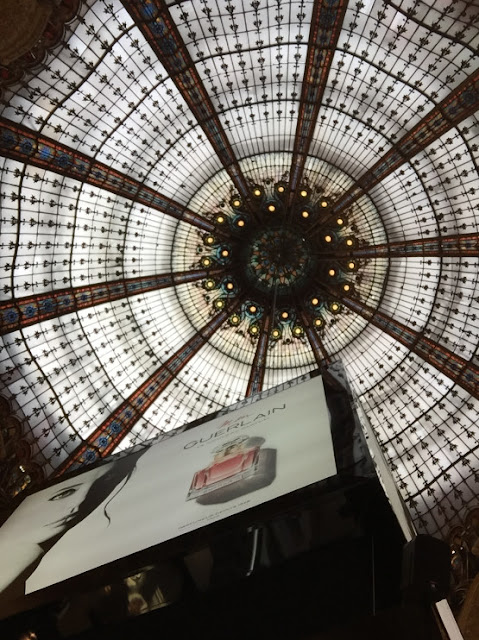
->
[188,436,261,499]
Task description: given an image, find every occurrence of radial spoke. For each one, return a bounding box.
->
[123,0,254,208]
[300,309,331,366]
[245,312,271,397]
[0,118,216,233]
[52,304,238,476]
[0,267,223,335]
[331,68,479,216]
[339,295,479,399]
[346,232,479,259]
[288,0,348,206]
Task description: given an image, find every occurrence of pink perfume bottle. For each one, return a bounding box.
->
[188,436,261,499]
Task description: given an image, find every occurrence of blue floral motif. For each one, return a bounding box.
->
[56,154,71,168]
[98,435,109,448]
[85,449,97,462]
[460,89,478,107]
[23,305,36,318]
[38,145,52,160]
[20,139,33,154]
[109,421,121,434]
[4,309,18,323]
[41,299,54,312]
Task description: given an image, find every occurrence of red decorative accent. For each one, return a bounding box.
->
[329,68,479,218]
[340,294,479,399]
[0,267,222,336]
[52,302,240,477]
[123,0,256,216]
[348,233,479,259]
[288,0,348,206]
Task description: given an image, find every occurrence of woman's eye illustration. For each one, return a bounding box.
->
[48,487,78,501]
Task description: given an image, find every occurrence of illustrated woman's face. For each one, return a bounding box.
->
[2,464,112,544]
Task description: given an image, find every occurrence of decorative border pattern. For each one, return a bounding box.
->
[53,303,239,475]
[351,233,479,258]
[289,0,349,196]
[344,297,479,399]
[335,70,479,214]
[124,0,252,203]
[0,268,220,335]
[0,118,215,232]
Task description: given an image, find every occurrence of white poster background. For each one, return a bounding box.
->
[5,377,336,593]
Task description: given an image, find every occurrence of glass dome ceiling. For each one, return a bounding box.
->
[1,0,479,539]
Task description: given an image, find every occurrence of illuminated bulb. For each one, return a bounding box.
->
[253,188,262,197]
[300,189,308,198]
[205,235,215,245]
[320,200,328,208]
[221,249,229,257]
[226,282,234,291]
[348,261,355,270]
[268,204,276,212]
[237,219,245,227]
[301,210,309,218]
[311,297,319,306]
[205,279,215,289]
[250,325,259,335]
[281,311,289,319]
[328,269,336,277]
[343,284,350,292]
[272,328,281,339]
[216,215,225,224]
[337,218,344,226]
[202,257,211,267]
[230,314,240,325]
[215,299,225,309]
[314,317,323,327]
[249,305,257,313]
[232,199,241,208]
[331,303,339,312]
[293,326,303,336]
[346,238,353,246]
[324,235,332,243]
[277,185,285,193]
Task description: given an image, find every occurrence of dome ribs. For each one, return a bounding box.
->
[0,117,217,233]
[0,268,223,336]
[245,312,272,398]
[329,68,479,218]
[346,233,479,259]
[288,0,348,209]
[52,304,239,476]
[300,309,332,366]
[123,0,256,216]
[339,295,479,400]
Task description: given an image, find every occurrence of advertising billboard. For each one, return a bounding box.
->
[0,375,336,603]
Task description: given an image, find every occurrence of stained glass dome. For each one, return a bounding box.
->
[1,0,479,540]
